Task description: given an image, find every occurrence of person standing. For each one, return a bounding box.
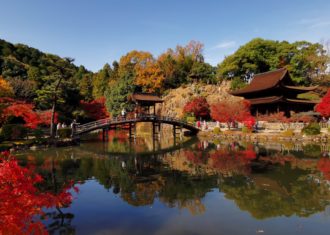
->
[56,122,61,137]
[121,108,126,120]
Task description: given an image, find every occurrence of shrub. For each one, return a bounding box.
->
[282,129,294,137]
[213,127,221,134]
[303,144,321,158]
[258,112,289,123]
[57,128,72,139]
[32,128,44,140]
[1,124,28,140]
[183,97,210,119]
[186,116,196,124]
[242,126,252,133]
[302,122,321,136]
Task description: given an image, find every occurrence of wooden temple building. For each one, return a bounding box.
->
[230,68,319,116]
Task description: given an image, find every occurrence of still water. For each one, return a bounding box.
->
[5,131,330,234]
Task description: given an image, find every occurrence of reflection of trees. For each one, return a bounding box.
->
[159,172,217,215]
[220,164,330,219]
[16,140,330,221]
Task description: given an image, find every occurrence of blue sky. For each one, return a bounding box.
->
[0,0,329,71]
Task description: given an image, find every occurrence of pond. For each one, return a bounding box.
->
[2,131,330,234]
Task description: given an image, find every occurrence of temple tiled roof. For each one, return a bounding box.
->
[230,68,317,96]
[231,68,288,95]
[248,96,283,105]
[247,96,319,105]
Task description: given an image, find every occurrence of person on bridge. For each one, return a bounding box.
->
[121,108,126,120]
[71,119,77,137]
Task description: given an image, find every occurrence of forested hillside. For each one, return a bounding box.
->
[0,38,329,122]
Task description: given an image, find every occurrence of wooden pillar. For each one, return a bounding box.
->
[152,122,155,139]
[129,122,132,139]
[105,128,109,141]
[102,128,106,142]
[180,126,183,140]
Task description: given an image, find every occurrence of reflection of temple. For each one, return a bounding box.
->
[231,68,319,116]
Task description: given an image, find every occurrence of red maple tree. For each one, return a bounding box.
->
[210,100,254,129]
[80,97,110,120]
[183,97,210,119]
[316,89,330,118]
[0,98,57,129]
[0,152,78,234]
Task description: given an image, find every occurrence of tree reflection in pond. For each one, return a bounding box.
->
[10,139,330,233]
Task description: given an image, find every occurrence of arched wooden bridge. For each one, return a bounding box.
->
[73,115,199,140]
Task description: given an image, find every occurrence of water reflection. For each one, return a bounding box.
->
[7,133,330,234]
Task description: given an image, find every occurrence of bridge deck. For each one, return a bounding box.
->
[74,115,199,136]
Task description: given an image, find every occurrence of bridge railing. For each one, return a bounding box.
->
[75,115,197,134]
[75,118,111,133]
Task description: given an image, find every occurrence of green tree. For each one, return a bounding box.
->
[217,38,329,85]
[93,63,112,98]
[105,72,136,117]
[189,62,216,84]
[79,74,93,101]
[34,57,77,137]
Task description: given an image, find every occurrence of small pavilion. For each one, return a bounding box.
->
[129,93,164,115]
[230,68,319,116]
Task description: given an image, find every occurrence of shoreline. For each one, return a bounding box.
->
[198,130,330,144]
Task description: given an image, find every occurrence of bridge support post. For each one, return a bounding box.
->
[102,128,109,142]
[129,122,136,140]
[152,122,161,140]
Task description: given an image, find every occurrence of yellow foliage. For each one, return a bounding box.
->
[0,76,14,97]
[118,51,165,93]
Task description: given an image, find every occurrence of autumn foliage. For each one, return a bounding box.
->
[316,89,330,118]
[119,51,165,93]
[317,157,330,181]
[0,76,14,97]
[183,97,210,119]
[0,152,78,234]
[210,100,254,128]
[0,98,56,128]
[80,97,110,120]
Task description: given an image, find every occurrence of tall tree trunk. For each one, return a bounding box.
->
[50,76,63,138]
[50,98,57,138]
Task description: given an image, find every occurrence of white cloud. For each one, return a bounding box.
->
[213,41,236,49]
[295,18,330,29]
[310,21,330,28]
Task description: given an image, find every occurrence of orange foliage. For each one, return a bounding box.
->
[119,50,165,92]
[0,76,14,97]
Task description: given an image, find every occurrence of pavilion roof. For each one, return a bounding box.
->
[248,96,283,105]
[130,93,163,103]
[231,68,288,96]
[246,96,320,105]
